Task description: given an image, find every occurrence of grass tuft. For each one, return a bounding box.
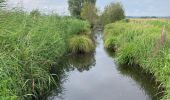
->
[68,35,95,53]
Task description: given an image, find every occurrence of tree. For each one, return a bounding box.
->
[0,0,5,3]
[81,2,98,26]
[30,9,41,17]
[0,0,6,7]
[101,2,125,25]
[68,0,96,18]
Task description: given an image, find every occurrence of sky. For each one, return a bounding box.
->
[6,0,170,16]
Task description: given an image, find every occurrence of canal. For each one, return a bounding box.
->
[48,30,163,100]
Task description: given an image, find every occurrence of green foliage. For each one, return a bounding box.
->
[0,0,5,4]
[101,2,125,25]
[104,37,117,49]
[117,43,137,65]
[0,10,90,99]
[30,9,41,17]
[81,2,98,25]
[104,19,170,100]
[68,35,95,53]
[64,19,91,35]
[0,0,5,7]
[68,0,96,18]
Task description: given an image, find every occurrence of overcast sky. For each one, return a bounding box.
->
[6,0,170,16]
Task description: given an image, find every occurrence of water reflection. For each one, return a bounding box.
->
[47,53,96,100]
[64,53,96,72]
[105,45,164,100]
[117,65,164,100]
[47,31,164,100]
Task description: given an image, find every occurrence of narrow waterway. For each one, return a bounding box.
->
[48,30,162,100]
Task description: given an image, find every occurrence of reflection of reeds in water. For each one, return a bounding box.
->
[117,64,165,100]
[47,53,96,99]
[65,53,96,72]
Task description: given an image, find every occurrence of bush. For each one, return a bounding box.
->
[101,2,125,25]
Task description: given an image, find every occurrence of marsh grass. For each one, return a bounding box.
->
[104,19,170,100]
[104,37,117,50]
[0,9,90,99]
[68,35,95,53]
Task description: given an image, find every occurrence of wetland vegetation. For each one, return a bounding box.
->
[104,19,170,100]
[0,0,170,100]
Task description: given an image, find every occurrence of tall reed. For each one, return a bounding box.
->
[0,10,90,99]
[104,19,170,100]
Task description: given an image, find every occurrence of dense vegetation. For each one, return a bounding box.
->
[0,0,125,99]
[81,2,98,26]
[68,35,95,53]
[1,0,169,99]
[68,0,96,18]
[0,9,94,99]
[0,0,5,7]
[104,19,170,100]
[68,1,125,27]
[101,2,125,25]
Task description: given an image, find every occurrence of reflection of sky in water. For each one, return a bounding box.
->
[6,0,170,16]
[48,33,163,100]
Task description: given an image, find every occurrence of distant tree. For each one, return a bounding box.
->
[0,0,5,3]
[30,9,41,18]
[0,0,6,7]
[101,2,125,25]
[68,0,96,18]
[81,2,98,26]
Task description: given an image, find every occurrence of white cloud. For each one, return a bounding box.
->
[6,0,170,16]
[6,0,69,15]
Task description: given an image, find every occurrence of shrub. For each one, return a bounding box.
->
[81,2,98,26]
[101,2,125,25]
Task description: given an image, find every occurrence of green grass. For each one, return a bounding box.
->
[0,9,91,99]
[104,20,170,100]
[68,35,95,53]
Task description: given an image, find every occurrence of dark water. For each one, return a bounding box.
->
[48,30,163,100]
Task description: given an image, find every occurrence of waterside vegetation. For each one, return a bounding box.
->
[0,9,94,99]
[104,19,170,100]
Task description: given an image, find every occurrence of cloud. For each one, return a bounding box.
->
[7,0,69,15]
[6,0,170,16]
[121,0,170,16]
[97,0,170,16]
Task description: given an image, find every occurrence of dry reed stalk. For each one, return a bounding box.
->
[148,25,167,62]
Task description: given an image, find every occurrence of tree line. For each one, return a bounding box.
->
[0,0,125,25]
[0,0,5,7]
[68,0,125,26]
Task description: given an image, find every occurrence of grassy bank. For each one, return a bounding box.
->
[104,19,170,100]
[0,9,93,99]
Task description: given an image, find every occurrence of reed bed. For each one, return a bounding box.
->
[104,19,170,100]
[0,9,92,99]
